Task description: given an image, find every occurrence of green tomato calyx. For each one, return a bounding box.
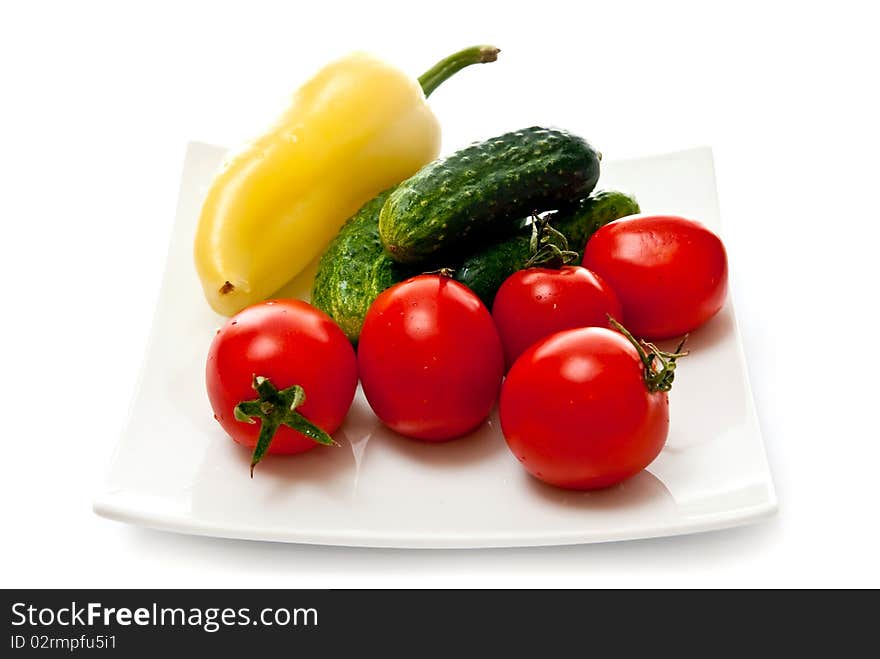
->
[607,316,688,393]
[234,375,337,477]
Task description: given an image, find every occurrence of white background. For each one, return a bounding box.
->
[1,0,878,588]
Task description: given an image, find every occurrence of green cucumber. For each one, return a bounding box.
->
[313,189,639,343]
[379,126,601,263]
[455,190,641,307]
[311,190,414,342]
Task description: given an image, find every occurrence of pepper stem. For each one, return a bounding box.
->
[607,316,689,393]
[234,375,338,477]
[524,212,581,269]
[418,45,500,98]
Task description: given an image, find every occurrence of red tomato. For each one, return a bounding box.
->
[206,299,358,473]
[583,215,728,339]
[358,275,504,441]
[500,326,680,490]
[492,265,622,368]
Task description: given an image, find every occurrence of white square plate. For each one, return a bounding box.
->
[94,142,776,548]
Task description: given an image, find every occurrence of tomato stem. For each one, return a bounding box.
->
[422,267,456,278]
[524,213,580,269]
[607,316,688,393]
[234,375,338,477]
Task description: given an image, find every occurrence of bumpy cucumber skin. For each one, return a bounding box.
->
[379,127,601,264]
[455,190,641,307]
[314,187,637,342]
[312,190,413,342]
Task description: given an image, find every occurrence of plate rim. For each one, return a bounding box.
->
[93,492,777,548]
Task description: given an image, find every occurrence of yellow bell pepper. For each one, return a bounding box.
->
[194,45,500,316]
